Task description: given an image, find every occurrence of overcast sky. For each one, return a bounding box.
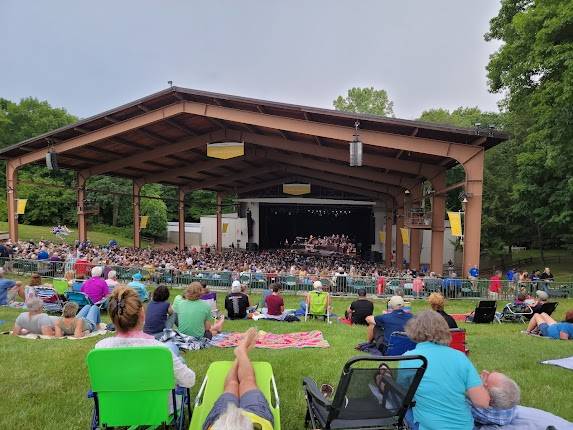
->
[1,0,503,120]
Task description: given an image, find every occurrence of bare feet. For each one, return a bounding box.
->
[235,327,258,357]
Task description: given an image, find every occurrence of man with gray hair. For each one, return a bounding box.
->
[11,297,55,336]
[472,370,520,426]
[473,370,573,429]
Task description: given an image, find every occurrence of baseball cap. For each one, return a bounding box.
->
[313,280,323,289]
[388,295,405,309]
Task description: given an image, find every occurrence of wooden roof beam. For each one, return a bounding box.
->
[182,165,281,192]
[81,129,226,177]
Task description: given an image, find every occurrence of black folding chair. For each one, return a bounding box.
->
[466,300,497,324]
[303,355,427,430]
[540,302,558,316]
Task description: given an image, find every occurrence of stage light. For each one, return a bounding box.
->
[349,120,363,167]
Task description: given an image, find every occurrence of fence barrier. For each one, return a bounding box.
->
[1,257,570,300]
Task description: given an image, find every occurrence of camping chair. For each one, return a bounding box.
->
[189,361,280,430]
[466,300,497,324]
[87,347,191,430]
[386,332,416,356]
[51,278,70,295]
[33,286,64,314]
[495,303,533,323]
[303,355,427,430]
[64,291,106,308]
[449,328,469,355]
[305,290,330,323]
[539,302,558,316]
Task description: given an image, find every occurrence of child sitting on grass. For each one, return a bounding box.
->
[55,302,100,338]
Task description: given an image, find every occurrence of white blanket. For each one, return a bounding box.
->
[541,356,573,371]
[14,323,108,340]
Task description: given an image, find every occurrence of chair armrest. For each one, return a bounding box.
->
[302,377,332,408]
[87,390,96,399]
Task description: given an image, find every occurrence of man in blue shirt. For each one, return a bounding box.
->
[365,295,412,353]
[0,268,17,305]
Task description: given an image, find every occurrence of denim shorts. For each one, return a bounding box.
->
[203,389,273,430]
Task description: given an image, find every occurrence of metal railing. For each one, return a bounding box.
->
[1,257,571,300]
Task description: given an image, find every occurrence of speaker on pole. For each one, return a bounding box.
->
[46,151,59,170]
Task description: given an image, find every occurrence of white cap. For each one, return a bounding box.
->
[388,295,405,309]
[313,280,323,290]
[231,280,241,293]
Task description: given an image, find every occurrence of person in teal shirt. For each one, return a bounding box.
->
[402,310,490,430]
[127,272,149,302]
[173,282,224,339]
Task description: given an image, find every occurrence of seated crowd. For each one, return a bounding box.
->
[3,265,572,429]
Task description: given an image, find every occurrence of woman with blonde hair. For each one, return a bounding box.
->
[173,282,224,339]
[427,292,458,328]
[95,286,195,388]
[403,310,489,430]
[55,301,100,338]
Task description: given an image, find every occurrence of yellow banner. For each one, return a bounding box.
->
[140,215,149,229]
[222,223,229,233]
[282,183,311,196]
[16,199,28,215]
[378,230,385,243]
[448,211,463,237]
[207,142,244,159]
[400,227,410,245]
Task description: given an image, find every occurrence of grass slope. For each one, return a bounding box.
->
[0,222,149,247]
[1,288,572,429]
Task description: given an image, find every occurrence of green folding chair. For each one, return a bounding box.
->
[86,347,191,429]
[51,278,70,295]
[305,291,330,323]
[189,361,280,430]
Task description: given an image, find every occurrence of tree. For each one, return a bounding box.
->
[418,107,519,257]
[333,87,394,117]
[485,0,573,253]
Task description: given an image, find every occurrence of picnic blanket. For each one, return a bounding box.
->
[158,328,212,351]
[211,330,330,349]
[541,356,573,371]
[11,323,108,340]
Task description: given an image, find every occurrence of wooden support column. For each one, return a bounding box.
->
[430,173,446,275]
[6,161,18,243]
[462,151,485,277]
[410,229,421,271]
[385,211,393,266]
[77,172,88,242]
[396,207,404,270]
[216,192,223,253]
[133,180,142,249]
[178,187,186,250]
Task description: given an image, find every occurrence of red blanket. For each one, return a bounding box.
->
[212,330,330,349]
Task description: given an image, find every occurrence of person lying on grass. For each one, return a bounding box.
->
[203,327,275,430]
[11,297,55,336]
[95,286,195,388]
[524,310,573,340]
[55,302,100,338]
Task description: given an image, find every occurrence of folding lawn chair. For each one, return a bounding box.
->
[539,302,558,316]
[449,328,469,355]
[86,347,191,430]
[189,361,280,430]
[495,303,533,323]
[305,290,330,323]
[386,332,417,356]
[466,300,497,324]
[51,278,70,295]
[303,355,427,430]
[33,286,63,314]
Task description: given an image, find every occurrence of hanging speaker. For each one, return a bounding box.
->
[46,151,59,170]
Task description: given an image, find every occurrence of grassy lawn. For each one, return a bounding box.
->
[511,249,573,282]
[1,280,572,429]
[0,222,150,247]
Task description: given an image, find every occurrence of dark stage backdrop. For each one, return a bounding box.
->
[259,204,374,256]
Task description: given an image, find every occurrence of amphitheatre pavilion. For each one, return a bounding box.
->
[0,87,507,275]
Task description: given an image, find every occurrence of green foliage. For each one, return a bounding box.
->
[485,0,573,251]
[333,87,394,117]
[187,190,236,222]
[140,185,168,240]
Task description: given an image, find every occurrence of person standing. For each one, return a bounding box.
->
[488,271,502,300]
